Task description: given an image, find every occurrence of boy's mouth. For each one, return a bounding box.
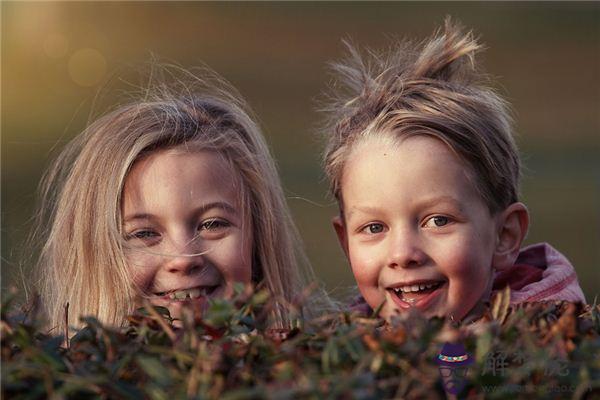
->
[388,280,446,309]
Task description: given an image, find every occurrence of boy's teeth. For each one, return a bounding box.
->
[393,282,440,294]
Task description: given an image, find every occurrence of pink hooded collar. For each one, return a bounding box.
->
[492,243,586,304]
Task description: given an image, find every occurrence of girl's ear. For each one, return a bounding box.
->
[332,216,349,258]
[493,202,530,271]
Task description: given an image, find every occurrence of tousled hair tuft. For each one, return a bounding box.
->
[322,18,520,214]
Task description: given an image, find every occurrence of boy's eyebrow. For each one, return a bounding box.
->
[346,196,464,219]
[417,196,464,212]
[419,196,465,214]
[346,205,381,219]
[123,201,238,223]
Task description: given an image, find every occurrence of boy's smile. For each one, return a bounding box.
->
[334,135,501,321]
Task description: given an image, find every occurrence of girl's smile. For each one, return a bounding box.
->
[153,284,220,300]
[122,149,253,321]
[334,135,501,321]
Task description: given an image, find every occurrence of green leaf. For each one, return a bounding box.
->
[136,355,172,386]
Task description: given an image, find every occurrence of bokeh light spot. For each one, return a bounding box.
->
[43,33,68,58]
[68,48,107,87]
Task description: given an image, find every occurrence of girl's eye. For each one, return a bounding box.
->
[361,223,385,234]
[127,230,160,241]
[424,215,450,228]
[199,219,230,231]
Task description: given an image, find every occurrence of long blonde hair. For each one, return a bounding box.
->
[33,66,328,333]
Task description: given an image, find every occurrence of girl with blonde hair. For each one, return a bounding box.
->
[32,66,328,333]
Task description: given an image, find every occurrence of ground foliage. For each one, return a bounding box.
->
[2,286,599,400]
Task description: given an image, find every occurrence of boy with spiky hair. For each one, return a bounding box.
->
[321,19,585,321]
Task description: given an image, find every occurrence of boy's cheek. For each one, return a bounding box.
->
[435,239,491,276]
[349,252,386,308]
[348,250,379,285]
[359,287,386,312]
[446,269,494,321]
[350,263,375,290]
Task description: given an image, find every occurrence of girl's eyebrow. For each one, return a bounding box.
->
[123,213,155,223]
[123,201,238,223]
[196,201,238,216]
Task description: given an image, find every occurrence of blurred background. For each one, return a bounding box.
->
[2,2,599,302]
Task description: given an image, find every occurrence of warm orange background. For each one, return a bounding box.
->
[2,3,599,301]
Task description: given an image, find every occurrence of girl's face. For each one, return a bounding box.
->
[334,135,500,322]
[122,149,253,320]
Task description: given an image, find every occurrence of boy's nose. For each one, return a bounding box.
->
[386,229,428,269]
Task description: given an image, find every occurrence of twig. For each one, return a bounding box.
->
[142,299,176,342]
[64,302,70,349]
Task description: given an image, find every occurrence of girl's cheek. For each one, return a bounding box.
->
[218,239,253,289]
[223,267,252,290]
[130,268,152,293]
[127,255,161,291]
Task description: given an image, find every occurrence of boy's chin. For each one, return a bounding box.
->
[382,301,471,322]
[383,305,441,321]
[384,305,485,325]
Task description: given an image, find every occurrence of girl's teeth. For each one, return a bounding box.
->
[166,287,212,300]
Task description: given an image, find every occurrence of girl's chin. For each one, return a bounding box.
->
[161,296,210,320]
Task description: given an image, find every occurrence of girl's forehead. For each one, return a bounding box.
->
[134,148,236,178]
[123,149,245,206]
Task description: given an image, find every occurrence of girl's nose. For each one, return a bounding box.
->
[164,253,204,275]
[162,234,204,275]
[386,229,428,269]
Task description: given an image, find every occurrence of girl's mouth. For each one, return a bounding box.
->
[388,280,446,310]
[154,285,219,301]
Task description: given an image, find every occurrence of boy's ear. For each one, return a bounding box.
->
[493,202,530,271]
[332,216,349,258]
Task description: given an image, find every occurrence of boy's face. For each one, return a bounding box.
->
[335,135,499,321]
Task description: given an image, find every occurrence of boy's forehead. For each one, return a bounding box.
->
[346,134,457,169]
[340,134,486,214]
[347,133,399,158]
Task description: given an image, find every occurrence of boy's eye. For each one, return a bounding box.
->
[361,223,385,234]
[424,216,450,228]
